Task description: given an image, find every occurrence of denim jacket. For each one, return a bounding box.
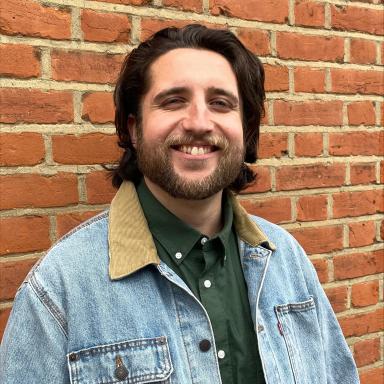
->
[0,182,359,384]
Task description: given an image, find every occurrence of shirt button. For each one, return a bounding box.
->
[217,350,225,359]
[68,353,78,362]
[201,237,208,245]
[175,252,182,260]
[199,339,211,352]
[203,279,212,288]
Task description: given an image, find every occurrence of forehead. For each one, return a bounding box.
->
[147,48,238,95]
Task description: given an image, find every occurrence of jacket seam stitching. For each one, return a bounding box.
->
[29,273,68,338]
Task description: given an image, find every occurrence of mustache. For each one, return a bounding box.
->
[164,134,229,151]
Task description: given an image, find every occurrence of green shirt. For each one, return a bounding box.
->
[136,179,265,384]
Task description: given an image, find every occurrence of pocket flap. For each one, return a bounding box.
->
[67,336,173,383]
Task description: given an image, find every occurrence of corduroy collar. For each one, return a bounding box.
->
[108,181,275,280]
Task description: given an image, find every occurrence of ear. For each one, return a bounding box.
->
[127,115,137,149]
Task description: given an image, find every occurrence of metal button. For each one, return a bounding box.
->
[217,350,225,359]
[203,279,212,288]
[115,355,128,381]
[201,237,208,245]
[257,324,264,333]
[199,339,211,352]
[175,252,182,260]
[68,353,77,362]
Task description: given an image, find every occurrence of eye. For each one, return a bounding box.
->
[209,98,233,111]
[161,97,186,109]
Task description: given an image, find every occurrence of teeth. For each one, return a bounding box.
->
[178,145,212,155]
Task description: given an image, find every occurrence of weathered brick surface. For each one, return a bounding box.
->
[242,166,271,193]
[52,134,120,164]
[85,171,117,204]
[274,100,343,126]
[0,307,11,340]
[351,280,379,308]
[350,163,376,185]
[294,132,323,156]
[350,39,377,65]
[0,44,40,78]
[81,10,131,43]
[324,285,348,313]
[163,0,203,12]
[0,133,45,166]
[360,366,384,384]
[0,89,73,124]
[349,220,376,247]
[0,0,71,39]
[51,51,124,84]
[329,132,384,156]
[240,198,291,224]
[0,174,78,209]
[210,0,289,23]
[294,0,325,27]
[258,133,288,158]
[354,338,381,368]
[294,67,325,93]
[82,92,115,124]
[236,28,271,56]
[339,308,383,337]
[296,195,328,222]
[312,258,328,283]
[347,101,376,126]
[264,65,289,92]
[56,211,101,238]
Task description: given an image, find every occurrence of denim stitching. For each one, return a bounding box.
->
[29,273,68,337]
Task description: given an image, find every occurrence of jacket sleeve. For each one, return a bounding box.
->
[0,281,69,384]
[300,246,360,383]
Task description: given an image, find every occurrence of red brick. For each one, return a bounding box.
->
[339,308,383,337]
[294,133,323,156]
[294,0,325,27]
[350,38,377,65]
[163,0,203,12]
[0,216,50,255]
[347,101,376,126]
[274,100,343,126]
[329,132,384,156]
[0,0,71,39]
[81,10,131,43]
[0,88,73,124]
[264,65,289,92]
[241,166,271,193]
[331,5,384,35]
[93,0,149,4]
[51,51,124,84]
[0,258,38,300]
[0,174,78,210]
[258,133,288,158]
[240,197,291,224]
[349,220,376,247]
[237,28,271,56]
[352,280,379,308]
[276,32,344,61]
[324,285,348,313]
[56,211,101,238]
[82,92,114,124]
[0,44,40,78]
[334,249,383,280]
[289,225,343,254]
[0,307,11,341]
[140,19,192,41]
[360,367,384,384]
[354,338,381,368]
[296,195,328,222]
[210,0,289,23]
[52,134,120,165]
[312,258,328,283]
[294,67,325,93]
[350,163,376,185]
[381,161,384,183]
[86,171,117,204]
[276,163,346,191]
[0,133,45,166]
[331,69,384,95]
[333,190,383,218]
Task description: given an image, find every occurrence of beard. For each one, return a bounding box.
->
[136,132,244,200]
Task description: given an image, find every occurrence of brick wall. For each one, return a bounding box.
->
[0,0,383,381]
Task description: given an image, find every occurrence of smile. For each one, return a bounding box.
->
[172,145,218,156]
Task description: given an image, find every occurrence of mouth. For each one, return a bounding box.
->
[171,145,219,156]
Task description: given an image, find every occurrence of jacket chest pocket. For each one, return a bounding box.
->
[275,297,326,384]
[67,336,173,384]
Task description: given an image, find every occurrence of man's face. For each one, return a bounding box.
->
[133,48,244,200]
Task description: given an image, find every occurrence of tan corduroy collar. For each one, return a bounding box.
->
[108,181,275,280]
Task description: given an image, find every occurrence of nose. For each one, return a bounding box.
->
[181,100,214,134]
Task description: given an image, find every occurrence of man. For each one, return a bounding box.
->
[1,25,359,383]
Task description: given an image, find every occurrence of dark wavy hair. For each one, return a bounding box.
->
[112,24,265,193]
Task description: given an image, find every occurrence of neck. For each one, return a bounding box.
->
[144,177,223,237]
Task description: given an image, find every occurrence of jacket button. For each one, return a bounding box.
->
[199,339,211,352]
[68,353,78,362]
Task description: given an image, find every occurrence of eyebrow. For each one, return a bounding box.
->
[152,86,240,106]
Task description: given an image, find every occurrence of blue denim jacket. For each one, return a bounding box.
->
[0,182,359,383]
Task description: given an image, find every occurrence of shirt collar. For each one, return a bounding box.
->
[108,181,275,280]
